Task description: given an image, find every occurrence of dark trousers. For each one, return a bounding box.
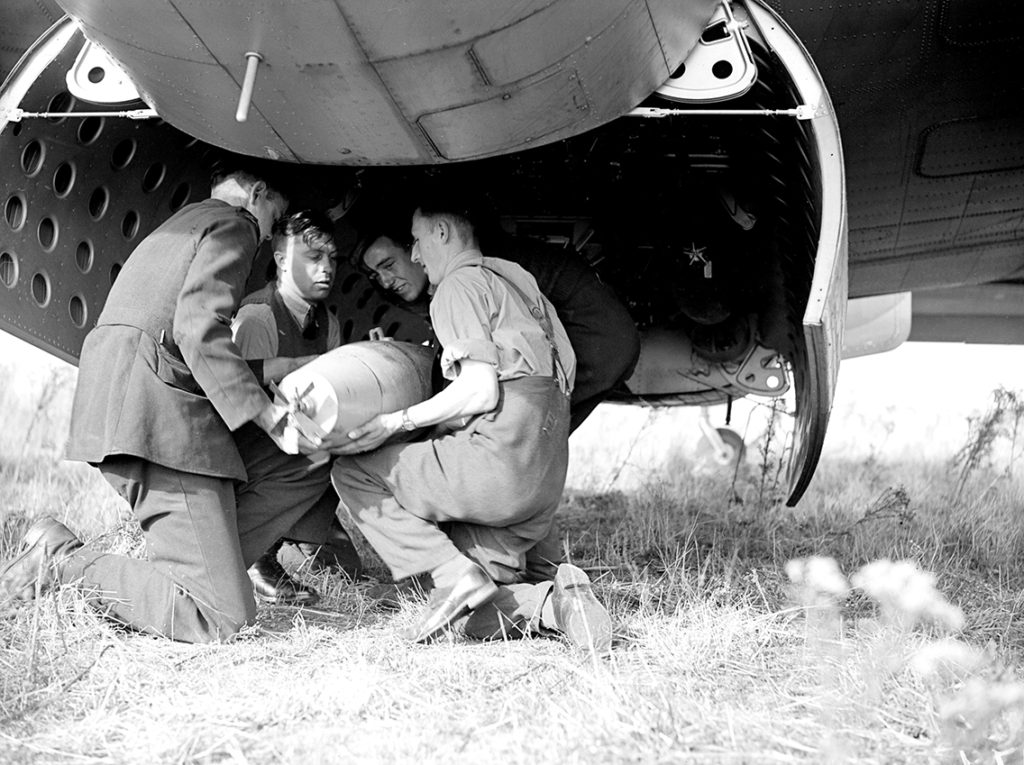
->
[59,441,334,643]
[562,275,641,433]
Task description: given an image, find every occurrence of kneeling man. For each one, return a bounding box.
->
[328,199,611,652]
[0,159,329,642]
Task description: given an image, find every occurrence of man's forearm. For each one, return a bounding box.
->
[399,361,498,429]
[321,360,500,456]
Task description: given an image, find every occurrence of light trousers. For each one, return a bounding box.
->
[333,376,570,583]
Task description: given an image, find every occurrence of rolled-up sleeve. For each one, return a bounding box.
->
[430,272,500,380]
[174,214,268,430]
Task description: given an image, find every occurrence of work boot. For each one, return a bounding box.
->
[547,563,612,655]
[288,519,363,579]
[247,540,319,606]
[0,517,82,602]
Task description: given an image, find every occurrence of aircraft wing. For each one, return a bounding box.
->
[54,0,718,163]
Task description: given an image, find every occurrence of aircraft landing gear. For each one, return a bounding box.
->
[695,406,745,472]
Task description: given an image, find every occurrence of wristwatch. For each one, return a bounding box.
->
[401,408,417,431]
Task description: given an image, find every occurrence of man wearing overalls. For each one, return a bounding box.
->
[328,198,612,652]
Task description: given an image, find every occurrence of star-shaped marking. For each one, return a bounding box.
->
[684,242,707,265]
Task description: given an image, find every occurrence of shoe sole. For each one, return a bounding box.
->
[554,564,613,655]
[254,591,320,606]
[250,576,321,606]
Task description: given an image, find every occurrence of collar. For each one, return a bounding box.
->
[437,248,484,283]
[236,207,259,231]
[209,197,259,231]
[278,284,316,326]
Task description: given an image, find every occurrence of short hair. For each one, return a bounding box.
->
[271,209,336,256]
[209,153,290,202]
[414,190,481,245]
[351,221,413,269]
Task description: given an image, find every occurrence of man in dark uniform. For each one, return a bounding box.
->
[0,159,332,643]
[358,224,640,581]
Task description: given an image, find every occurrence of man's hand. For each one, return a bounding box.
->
[253,402,321,455]
[323,411,403,455]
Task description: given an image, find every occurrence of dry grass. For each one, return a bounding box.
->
[1,360,1023,764]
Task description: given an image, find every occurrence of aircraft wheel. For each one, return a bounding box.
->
[695,427,746,472]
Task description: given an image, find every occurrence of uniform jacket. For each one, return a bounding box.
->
[66,198,269,481]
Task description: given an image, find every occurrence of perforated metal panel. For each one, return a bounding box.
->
[0,27,431,362]
[0,29,209,362]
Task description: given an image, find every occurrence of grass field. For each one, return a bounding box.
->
[1,338,1023,764]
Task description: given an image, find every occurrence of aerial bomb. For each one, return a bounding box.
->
[275,340,434,447]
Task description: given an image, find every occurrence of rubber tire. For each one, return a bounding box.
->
[695,427,746,472]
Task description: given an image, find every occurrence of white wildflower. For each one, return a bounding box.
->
[851,559,964,631]
[786,556,849,598]
[939,677,1024,722]
[909,638,984,678]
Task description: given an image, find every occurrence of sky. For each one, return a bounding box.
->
[826,340,1024,458]
[568,340,1024,488]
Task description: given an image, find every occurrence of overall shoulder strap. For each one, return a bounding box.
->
[481,263,569,394]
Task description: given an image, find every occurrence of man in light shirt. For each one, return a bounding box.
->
[358,220,639,588]
[327,197,612,652]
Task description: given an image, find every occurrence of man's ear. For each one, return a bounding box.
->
[436,218,450,244]
[248,179,268,205]
[273,247,287,272]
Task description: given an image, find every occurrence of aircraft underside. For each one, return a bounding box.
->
[0,1,847,504]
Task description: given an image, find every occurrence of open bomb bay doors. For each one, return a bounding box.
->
[0,1,845,505]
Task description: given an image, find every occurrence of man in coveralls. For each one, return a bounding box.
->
[328,199,613,650]
[359,221,640,585]
[0,159,332,643]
